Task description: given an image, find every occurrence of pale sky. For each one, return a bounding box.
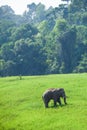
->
[0,0,66,14]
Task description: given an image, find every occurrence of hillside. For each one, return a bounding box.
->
[0,73,87,130]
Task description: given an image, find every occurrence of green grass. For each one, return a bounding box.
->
[0,73,87,130]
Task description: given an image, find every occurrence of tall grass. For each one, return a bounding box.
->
[0,73,87,130]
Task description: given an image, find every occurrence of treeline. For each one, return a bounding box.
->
[0,0,87,76]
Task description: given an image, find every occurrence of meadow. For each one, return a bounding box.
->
[0,73,87,130]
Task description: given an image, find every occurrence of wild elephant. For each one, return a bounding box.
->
[42,88,67,108]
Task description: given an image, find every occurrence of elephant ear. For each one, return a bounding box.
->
[59,88,66,97]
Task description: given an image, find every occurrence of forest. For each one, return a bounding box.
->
[0,0,87,76]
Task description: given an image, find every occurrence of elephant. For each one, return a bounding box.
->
[42,88,67,108]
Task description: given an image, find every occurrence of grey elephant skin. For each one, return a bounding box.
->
[42,88,67,108]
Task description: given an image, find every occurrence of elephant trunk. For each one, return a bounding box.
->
[63,95,67,105]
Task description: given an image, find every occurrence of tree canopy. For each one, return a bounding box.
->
[0,1,87,76]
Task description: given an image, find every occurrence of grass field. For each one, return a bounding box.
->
[0,73,87,130]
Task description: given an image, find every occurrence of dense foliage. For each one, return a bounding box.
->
[0,0,87,76]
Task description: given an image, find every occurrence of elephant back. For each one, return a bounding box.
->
[42,89,53,99]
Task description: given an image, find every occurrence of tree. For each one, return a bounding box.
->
[59,26,77,73]
[0,42,15,61]
[71,0,87,11]
[81,13,87,25]
[24,3,46,24]
[11,23,38,41]
[0,20,15,46]
[13,38,47,75]
[0,5,14,19]
[53,19,68,34]
[74,53,87,73]
[0,1,87,76]
[0,60,5,76]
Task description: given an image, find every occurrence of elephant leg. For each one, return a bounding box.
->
[57,98,62,106]
[42,97,48,108]
[54,100,57,107]
[45,100,49,108]
[64,97,67,105]
[54,98,58,107]
[44,102,48,108]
